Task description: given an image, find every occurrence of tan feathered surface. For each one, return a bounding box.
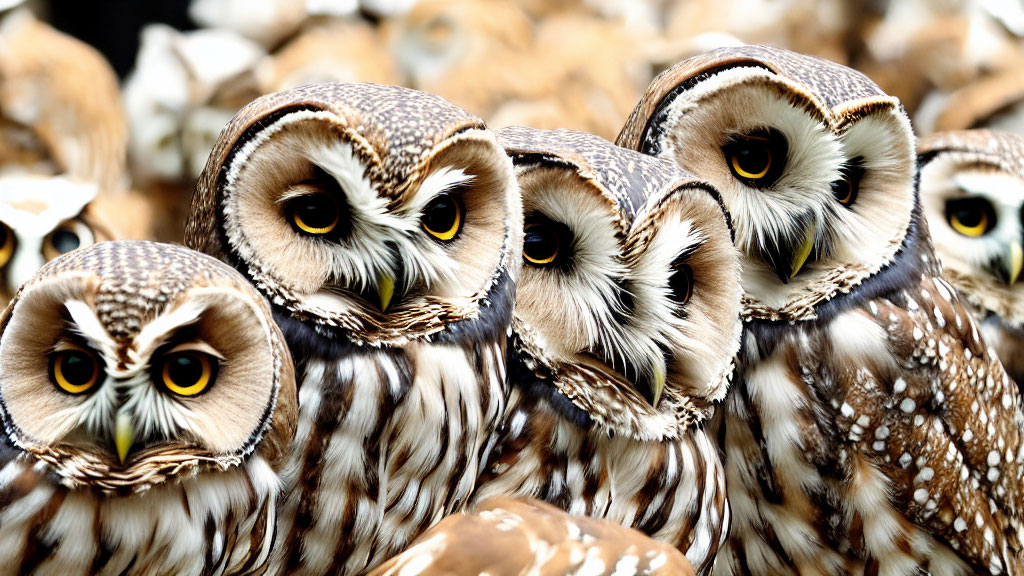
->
[369,497,695,576]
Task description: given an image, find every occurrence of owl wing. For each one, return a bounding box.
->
[366,497,694,576]
[835,273,1024,574]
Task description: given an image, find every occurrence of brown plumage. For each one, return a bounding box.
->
[0,241,296,575]
[186,82,522,575]
[369,497,696,576]
[0,7,127,193]
[618,45,1024,575]
[472,126,742,575]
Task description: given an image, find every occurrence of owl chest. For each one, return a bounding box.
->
[274,341,507,576]
[719,328,862,575]
[475,388,728,574]
[0,457,278,576]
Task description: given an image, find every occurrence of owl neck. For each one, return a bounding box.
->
[506,341,594,431]
[269,268,516,358]
[746,199,936,341]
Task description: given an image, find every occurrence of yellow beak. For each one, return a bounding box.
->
[650,355,667,409]
[378,273,395,312]
[1006,242,1023,285]
[790,225,816,279]
[115,412,134,464]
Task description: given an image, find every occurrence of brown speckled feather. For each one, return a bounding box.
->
[617,45,897,157]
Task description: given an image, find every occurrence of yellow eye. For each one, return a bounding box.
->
[160,352,216,397]
[422,194,462,241]
[946,198,994,238]
[669,263,693,305]
[0,224,13,267]
[49,347,101,395]
[523,223,562,266]
[289,193,339,235]
[723,129,787,186]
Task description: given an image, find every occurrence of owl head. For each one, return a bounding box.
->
[0,241,296,493]
[618,45,917,322]
[186,83,522,347]
[124,24,265,183]
[918,129,1024,327]
[0,174,114,304]
[499,127,742,441]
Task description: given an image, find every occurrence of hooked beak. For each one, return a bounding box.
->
[1001,242,1023,286]
[114,412,134,464]
[378,272,395,311]
[650,358,666,409]
[764,224,816,284]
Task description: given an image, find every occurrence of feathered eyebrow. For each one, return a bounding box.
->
[673,241,704,263]
[416,167,474,200]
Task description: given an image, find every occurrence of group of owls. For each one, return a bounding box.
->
[4,4,1024,576]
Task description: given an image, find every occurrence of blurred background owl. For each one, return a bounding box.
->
[0,241,296,575]
[0,4,143,306]
[919,129,1024,390]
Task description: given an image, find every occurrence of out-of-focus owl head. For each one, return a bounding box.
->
[186,83,522,348]
[618,45,917,322]
[0,174,114,304]
[124,24,265,184]
[499,127,742,441]
[919,129,1024,328]
[0,241,296,493]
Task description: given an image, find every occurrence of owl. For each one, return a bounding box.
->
[0,175,115,305]
[0,240,297,575]
[123,24,264,242]
[617,45,1024,575]
[0,6,128,194]
[471,126,742,575]
[368,496,696,576]
[918,129,1024,392]
[185,82,522,575]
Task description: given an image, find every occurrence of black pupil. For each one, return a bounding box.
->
[669,265,692,303]
[955,208,983,227]
[735,142,771,175]
[0,226,9,249]
[832,178,851,200]
[424,195,457,233]
[61,352,94,386]
[168,354,203,387]
[295,195,337,229]
[524,226,557,261]
[51,229,81,254]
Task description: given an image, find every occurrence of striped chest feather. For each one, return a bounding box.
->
[474,387,728,576]
[0,455,280,576]
[272,339,507,576]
